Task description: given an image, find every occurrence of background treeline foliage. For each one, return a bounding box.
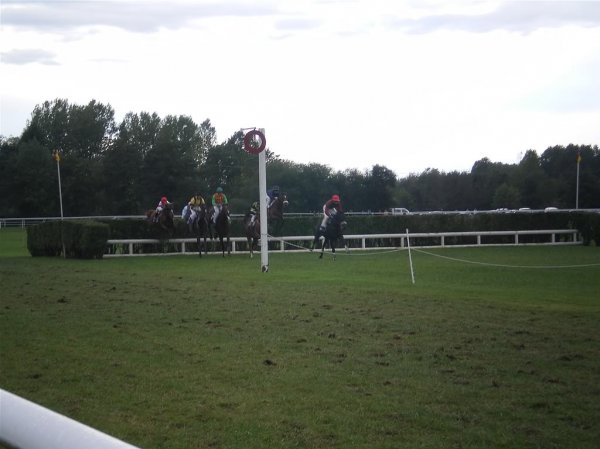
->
[1,99,599,218]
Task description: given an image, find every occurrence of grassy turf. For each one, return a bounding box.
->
[1,229,599,448]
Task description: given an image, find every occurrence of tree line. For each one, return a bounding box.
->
[1,99,598,218]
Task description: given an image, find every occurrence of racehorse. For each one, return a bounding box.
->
[188,205,209,257]
[267,193,288,236]
[311,210,346,260]
[211,205,231,257]
[243,213,260,258]
[146,202,175,237]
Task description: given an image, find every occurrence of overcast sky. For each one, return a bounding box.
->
[1,0,599,176]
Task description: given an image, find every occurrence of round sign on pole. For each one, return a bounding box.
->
[243,130,266,155]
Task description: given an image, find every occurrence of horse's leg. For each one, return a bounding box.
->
[332,239,337,261]
[196,235,202,257]
[311,230,319,252]
[248,237,253,258]
[226,235,231,256]
[319,237,327,259]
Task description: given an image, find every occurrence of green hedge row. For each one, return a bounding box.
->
[27,220,110,258]
[26,212,599,258]
[105,211,599,244]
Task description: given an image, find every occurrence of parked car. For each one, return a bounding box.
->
[390,208,410,215]
[544,207,558,212]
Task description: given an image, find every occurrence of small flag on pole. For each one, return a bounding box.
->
[576,152,582,164]
[52,150,61,162]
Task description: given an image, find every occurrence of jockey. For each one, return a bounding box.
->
[266,185,280,209]
[211,187,229,224]
[187,193,205,225]
[320,194,343,231]
[246,201,259,225]
[155,196,170,223]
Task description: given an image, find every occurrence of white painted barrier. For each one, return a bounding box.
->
[104,229,581,256]
[0,389,140,449]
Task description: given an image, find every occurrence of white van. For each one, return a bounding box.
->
[391,208,410,215]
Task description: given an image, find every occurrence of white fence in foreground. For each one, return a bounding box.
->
[0,389,140,449]
[105,229,581,256]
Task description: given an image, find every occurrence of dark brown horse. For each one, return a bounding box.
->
[311,210,346,260]
[267,193,288,236]
[210,205,231,257]
[146,202,175,237]
[243,213,260,258]
[188,205,209,257]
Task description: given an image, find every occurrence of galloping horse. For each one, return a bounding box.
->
[267,193,288,236]
[243,214,260,258]
[188,205,209,257]
[211,205,231,257]
[311,210,346,260]
[146,202,175,237]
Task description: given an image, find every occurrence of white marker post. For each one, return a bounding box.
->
[53,149,66,258]
[243,128,269,272]
[406,228,415,284]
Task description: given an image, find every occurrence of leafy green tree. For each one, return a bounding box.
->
[13,139,57,216]
[471,158,513,210]
[540,144,600,208]
[492,183,521,209]
[141,115,201,210]
[365,164,397,212]
[0,136,21,217]
[513,150,554,208]
[102,112,160,213]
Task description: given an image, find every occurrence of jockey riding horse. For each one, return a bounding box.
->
[311,209,346,260]
[188,204,209,257]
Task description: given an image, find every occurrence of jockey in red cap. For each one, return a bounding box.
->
[320,194,343,231]
[154,196,171,222]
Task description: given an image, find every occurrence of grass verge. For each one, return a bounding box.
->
[1,229,599,448]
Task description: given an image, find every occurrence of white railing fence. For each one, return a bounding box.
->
[105,229,580,256]
[0,388,140,449]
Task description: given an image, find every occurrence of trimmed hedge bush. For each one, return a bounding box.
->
[27,221,63,257]
[103,211,598,245]
[26,212,598,257]
[27,220,109,258]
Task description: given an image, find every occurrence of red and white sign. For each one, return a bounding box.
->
[243,130,266,155]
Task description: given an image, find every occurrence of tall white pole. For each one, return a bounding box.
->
[54,150,66,257]
[258,129,269,272]
[575,154,580,210]
[56,158,64,220]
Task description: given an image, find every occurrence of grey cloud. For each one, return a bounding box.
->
[1,48,59,65]
[388,1,600,34]
[1,1,277,33]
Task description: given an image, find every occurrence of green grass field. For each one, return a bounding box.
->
[1,229,599,448]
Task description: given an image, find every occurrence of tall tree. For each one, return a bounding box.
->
[365,164,397,212]
[0,137,22,217]
[102,112,161,213]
